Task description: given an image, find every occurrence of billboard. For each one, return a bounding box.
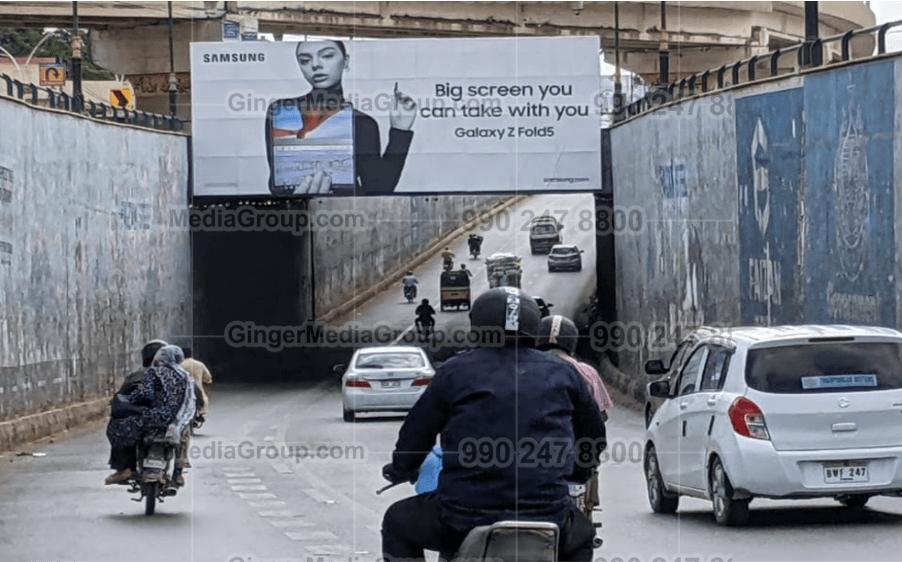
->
[190,37,601,197]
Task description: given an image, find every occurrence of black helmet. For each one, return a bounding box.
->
[141,339,168,367]
[536,315,579,355]
[469,287,540,347]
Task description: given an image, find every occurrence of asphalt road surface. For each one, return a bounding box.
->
[4,382,902,562]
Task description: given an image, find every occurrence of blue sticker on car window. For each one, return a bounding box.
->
[800,374,878,390]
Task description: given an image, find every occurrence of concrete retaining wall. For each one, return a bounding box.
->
[610,55,902,374]
[0,96,192,428]
[312,195,504,315]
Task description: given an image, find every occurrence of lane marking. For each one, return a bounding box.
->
[303,545,347,555]
[258,509,296,518]
[224,472,257,478]
[391,324,416,345]
[238,492,277,500]
[271,462,294,475]
[303,487,336,504]
[222,466,253,473]
[227,478,263,484]
[284,530,339,541]
[247,500,287,508]
[231,484,268,491]
[272,519,315,528]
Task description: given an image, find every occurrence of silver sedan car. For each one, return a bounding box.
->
[338,346,434,422]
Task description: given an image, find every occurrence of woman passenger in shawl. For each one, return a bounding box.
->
[104,345,191,485]
[265,39,417,196]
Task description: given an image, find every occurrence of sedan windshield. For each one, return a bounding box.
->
[356,352,425,369]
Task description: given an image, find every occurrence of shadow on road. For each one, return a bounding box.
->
[672,504,902,528]
[348,414,408,424]
[103,511,193,525]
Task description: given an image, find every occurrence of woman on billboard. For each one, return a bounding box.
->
[265,39,417,195]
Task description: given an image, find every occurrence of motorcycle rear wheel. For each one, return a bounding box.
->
[144,482,158,516]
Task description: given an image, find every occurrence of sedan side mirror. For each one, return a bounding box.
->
[546,303,554,308]
[579,249,585,253]
[332,364,346,375]
[644,359,668,375]
[648,380,670,399]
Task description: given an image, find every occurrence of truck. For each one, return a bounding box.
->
[485,253,522,288]
[529,215,563,254]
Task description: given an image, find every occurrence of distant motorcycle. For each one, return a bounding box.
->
[404,285,417,304]
[442,256,454,272]
[416,317,435,340]
[468,235,483,260]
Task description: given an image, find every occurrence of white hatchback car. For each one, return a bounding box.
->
[338,346,434,422]
[644,325,902,525]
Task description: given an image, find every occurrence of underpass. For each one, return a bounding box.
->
[332,193,599,344]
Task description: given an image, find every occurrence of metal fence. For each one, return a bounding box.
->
[624,19,902,119]
[1,72,184,132]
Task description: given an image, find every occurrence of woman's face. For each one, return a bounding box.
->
[296,41,347,89]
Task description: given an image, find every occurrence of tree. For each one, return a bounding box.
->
[0,27,115,80]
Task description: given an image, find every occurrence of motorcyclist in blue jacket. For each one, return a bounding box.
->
[381,287,606,562]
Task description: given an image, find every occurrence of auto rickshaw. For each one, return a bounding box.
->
[440,270,471,311]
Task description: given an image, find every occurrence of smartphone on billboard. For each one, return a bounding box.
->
[270,103,356,194]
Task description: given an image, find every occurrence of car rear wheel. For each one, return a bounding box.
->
[710,457,750,526]
[342,408,356,423]
[838,495,870,509]
[645,445,679,514]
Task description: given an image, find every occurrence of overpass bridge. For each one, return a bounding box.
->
[0,1,877,116]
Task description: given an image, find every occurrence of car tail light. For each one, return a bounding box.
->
[411,377,432,386]
[729,397,770,440]
[345,379,370,388]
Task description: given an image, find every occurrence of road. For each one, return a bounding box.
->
[4,383,902,562]
[4,193,902,561]
[331,193,599,342]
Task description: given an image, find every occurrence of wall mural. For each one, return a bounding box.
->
[803,61,896,325]
[735,87,803,325]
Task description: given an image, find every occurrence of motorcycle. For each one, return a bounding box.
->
[126,432,182,515]
[377,475,601,561]
[416,316,435,341]
[469,243,481,260]
[442,256,454,272]
[404,284,417,303]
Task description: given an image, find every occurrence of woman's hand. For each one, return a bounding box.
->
[390,82,417,131]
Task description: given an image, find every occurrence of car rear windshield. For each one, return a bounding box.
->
[551,247,574,255]
[533,224,557,234]
[745,342,902,393]
[356,353,425,369]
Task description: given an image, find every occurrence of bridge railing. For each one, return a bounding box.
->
[624,19,902,119]
[0,72,184,132]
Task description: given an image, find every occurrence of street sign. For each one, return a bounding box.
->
[38,63,66,86]
[109,87,135,109]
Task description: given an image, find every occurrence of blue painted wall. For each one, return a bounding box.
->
[735,87,803,324]
[803,61,896,325]
[611,55,902,372]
